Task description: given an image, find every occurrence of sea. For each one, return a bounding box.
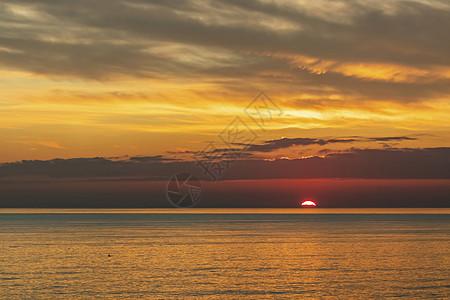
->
[0,208,449,299]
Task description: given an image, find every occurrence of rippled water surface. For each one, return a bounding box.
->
[0,209,449,299]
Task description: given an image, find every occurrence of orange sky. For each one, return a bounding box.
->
[0,0,449,163]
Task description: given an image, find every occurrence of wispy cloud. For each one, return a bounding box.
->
[12,138,67,150]
[36,141,66,150]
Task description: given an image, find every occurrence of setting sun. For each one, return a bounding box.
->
[301,200,317,207]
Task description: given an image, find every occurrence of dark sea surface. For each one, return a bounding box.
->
[0,209,449,299]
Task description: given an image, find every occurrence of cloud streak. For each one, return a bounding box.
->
[236,136,416,152]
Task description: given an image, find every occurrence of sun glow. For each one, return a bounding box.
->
[301,200,317,207]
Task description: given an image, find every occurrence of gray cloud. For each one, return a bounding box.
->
[0,156,183,179]
[236,136,416,152]
[368,136,416,142]
[165,136,417,158]
[1,147,448,180]
[129,155,178,162]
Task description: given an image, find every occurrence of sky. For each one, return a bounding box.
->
[0,0,449,206]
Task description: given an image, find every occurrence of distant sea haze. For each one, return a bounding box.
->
[0,179,449,208]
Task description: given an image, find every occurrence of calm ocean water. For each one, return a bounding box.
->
[0,209,449,299]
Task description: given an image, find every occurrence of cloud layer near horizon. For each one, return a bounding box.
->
[1,147,448,180]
